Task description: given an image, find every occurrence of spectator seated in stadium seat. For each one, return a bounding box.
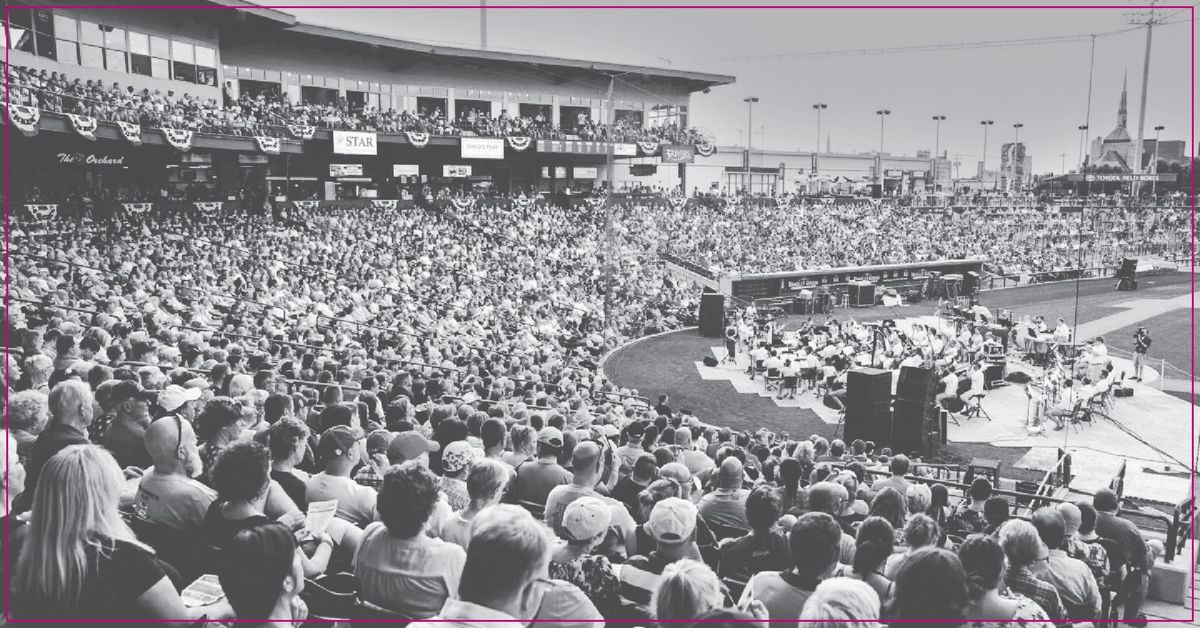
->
[737,511,843,622]
[220,521,309,623]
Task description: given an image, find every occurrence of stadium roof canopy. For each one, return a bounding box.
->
[110,0,735,94]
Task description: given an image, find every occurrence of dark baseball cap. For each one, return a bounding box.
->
[110,380,158,405]
[318,425,360,459]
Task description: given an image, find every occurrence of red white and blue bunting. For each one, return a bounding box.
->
[667,196,688,210]
[505,136,532,151]
[450,197,475,211]
[637,141,660,156]
[7,105,40,137]
[370,200,398,211]
[194,202,223,213]
[117,121,143,145]
[405,131,430,148]
[694,141,715,157]
[255,136,281,154]
[67,114,98,141]
[25,204,58,220]
[292,200,320,211]
[161,128,193,152]
[287,124,316,140]
[587,195,607,210]
[123,203,153,214]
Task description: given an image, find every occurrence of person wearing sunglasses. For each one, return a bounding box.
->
[133,414,212,533]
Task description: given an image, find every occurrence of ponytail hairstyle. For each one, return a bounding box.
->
[851,516,895,576]
[957,534,1005,601]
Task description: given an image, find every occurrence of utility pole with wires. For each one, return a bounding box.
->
[1127,2,1165,197]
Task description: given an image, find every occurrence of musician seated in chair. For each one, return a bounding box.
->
[1044,380,1076,430]
[935,368,960,408]
[959,362,986,409]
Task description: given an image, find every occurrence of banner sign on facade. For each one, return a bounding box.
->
[333,130,378,155]
[537,140,621,155]
[460,137,505,159]
[541,166,568,178]
[613,143,638,156]
[574,167,599,179]
[393,164,420,176]
[1067,173,1177,183]
[443,165,473,177]
[330,164,364,177]
[661,144,696,164]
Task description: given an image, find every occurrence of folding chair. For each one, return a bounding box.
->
[764,367,782,391]
[778,373,799,399]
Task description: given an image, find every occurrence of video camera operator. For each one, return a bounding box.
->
[1132,327,1151,381]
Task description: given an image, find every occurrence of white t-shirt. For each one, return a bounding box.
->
[306,472,377,526]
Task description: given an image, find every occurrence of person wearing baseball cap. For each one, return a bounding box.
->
[157,384,203,422]
[544,441,638,558]
[439,440,478,511]
[104,380,159,469]
[352,429,396,490]
[618,497,699,605]
[306,425,375,527]
[548,496,620,608]
[511,427,571,506]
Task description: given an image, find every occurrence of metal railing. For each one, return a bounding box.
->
[981,254,1192,291]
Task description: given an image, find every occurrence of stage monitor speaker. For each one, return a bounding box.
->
[1118,257,1138,278]
[844,368,893,444]
[698,291,724,338]
[703,355,718,367]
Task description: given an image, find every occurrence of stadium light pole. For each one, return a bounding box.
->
[813,103,827,175]
[979,120,994,185]
[1077,124,1088,172]
[479,0,487,50]
[1151,124,1164,199]
[876,109,890,188]
[744,96,759,192]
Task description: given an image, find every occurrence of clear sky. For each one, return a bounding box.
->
[249,0,1194,175]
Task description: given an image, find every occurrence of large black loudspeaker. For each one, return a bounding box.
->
[848,283,876,308]
[843,368,892,444]
[1115,258,1138,291]
[699,291,724,338]
[892,366,937,455]
[963,271,980,296]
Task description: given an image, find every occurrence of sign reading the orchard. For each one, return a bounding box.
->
[57,152,126,166]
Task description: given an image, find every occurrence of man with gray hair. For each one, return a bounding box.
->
[1000,519,1067,622]
[698,456,750,530]
[673,428,713,477]
[1031,506,1101,619]
[21,380,95,511]
[805,481,857,564]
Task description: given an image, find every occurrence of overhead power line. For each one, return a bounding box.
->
[677,20,1191,65]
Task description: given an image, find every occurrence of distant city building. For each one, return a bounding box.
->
[999,143,1032,192]
[1143,139,1186,167]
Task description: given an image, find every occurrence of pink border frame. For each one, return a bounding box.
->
[2,2,1200,624]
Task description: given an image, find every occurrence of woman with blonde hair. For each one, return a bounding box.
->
[799,577,882,627]
[651,559,725,621]
[13,444,230,621]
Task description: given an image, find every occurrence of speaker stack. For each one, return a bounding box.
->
[1115,257,1138,291]
[698,290,725,338]
[848,282,876,308]
[892,366,938,456]
[843,368,893,445]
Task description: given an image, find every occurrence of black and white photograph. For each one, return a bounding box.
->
[0,0,1195,625]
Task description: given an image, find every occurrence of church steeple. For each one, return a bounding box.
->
[1117,70,1128,130]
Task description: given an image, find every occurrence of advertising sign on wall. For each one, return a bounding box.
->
[393,164,420,176]
[460,137,505,159]
[443,165,473,177]
[660,144,696,164]
[330,164,364,177]
[333,131,378,155]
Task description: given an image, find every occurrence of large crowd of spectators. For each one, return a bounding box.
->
[2,62,709,144]
[644,198,1190,278]
[3,187,1167,625]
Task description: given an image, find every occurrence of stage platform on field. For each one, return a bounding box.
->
[697,314,1191,506]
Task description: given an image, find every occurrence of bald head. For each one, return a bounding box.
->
[660,462,693,497]
[717,456,743,489]
[1057,502,1082,537]
[48,380,94,428]
[571,440,602,478]
[807,481,848,515]
[673,428,693,448]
